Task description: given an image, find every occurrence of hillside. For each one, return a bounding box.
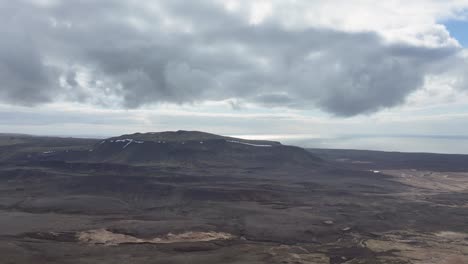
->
[0,134,99,162]
[82,131,321,167]
[1,131,321,167]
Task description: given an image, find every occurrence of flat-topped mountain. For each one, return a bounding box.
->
[85,131,320,167]
[2,131,321,167]
[109,130,282,146]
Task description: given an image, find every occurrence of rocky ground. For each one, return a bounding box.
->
[0,133,467,263]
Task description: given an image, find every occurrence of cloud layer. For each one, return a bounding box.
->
[0,0,467,115]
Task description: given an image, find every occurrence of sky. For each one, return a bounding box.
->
[1,0,468,153]
[444,20,468,47]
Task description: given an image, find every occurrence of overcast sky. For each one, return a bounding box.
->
[1,0,468,153]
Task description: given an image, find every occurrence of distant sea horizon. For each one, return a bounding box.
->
[233,134,468,155]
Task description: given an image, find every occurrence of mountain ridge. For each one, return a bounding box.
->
[0,131,321,167]
[87,131,320,166]
[109,130,282,146]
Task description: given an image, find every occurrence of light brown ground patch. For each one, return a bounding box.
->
[383,170,468,193]
[77,229,235,246]
[266,245,329,264]
[365,230,468,264]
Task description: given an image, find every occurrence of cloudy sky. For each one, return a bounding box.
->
[1,0,468,153]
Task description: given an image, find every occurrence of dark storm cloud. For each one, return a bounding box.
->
[0,0,463,115]
[0,24,57,105]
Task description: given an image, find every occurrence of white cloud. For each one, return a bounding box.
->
[0,0,468,151]
[241,0,468,46]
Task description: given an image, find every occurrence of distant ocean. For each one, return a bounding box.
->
[234,134,468,155]
[281,135,468,155]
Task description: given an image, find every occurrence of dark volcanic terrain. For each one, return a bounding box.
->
[0,131,467,263]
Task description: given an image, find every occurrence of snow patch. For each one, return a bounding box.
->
[107,139,145,149]
[226,140,273,147]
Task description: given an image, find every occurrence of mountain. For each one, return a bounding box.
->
[2,132,468,263]
[80,131,321,167]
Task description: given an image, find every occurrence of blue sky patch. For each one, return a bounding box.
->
[443,19,468,47]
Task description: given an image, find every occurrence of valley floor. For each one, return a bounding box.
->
[1,149,468,263]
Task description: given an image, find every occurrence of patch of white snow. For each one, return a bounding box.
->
[226,140,272,147]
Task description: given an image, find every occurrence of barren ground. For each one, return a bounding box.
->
[0,137,467,263]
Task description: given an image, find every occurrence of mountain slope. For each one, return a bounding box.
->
[80,131,321,167]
